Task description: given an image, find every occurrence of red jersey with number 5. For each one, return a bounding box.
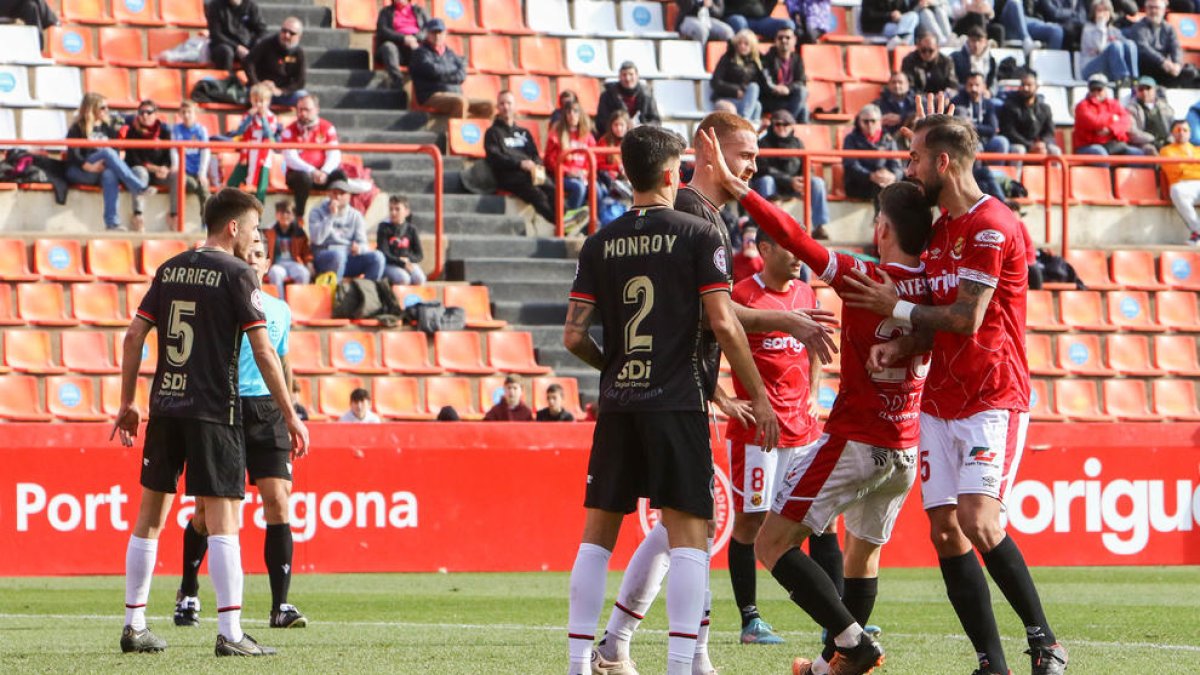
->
[921,195,1030,419]
[726,273,820,447]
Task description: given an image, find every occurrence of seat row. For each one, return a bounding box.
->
[1025,289,1200,332]
[1027,333,1200,376]
[1031,378,1200,422]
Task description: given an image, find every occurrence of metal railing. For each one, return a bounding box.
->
[2,138,447,279]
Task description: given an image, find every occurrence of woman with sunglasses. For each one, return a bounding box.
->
[65,93,152,231]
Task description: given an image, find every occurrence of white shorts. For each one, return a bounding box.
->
[771,434,919,545]
[728,440,816,513]
[919,409,1029,510]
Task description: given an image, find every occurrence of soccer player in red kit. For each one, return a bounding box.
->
[844,105,1067,675]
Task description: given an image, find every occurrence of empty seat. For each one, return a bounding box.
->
[558,75,601,115]
[846,45,890,83]
[1113,167,1165,204]
[335,0,377,31]
[802,44,851,82]
[113,0,164,26]
[527,0,581,36]
[392,284,440,307]
[1104,334,1158,376]
[62,331,120,374]
[33,239,94,281]
[1029,49,1082,85]
[655,80,706,120]
[1026,334,1066,375]
[443,285,507,328]
[1028,379,1063,421]
[478,375,508,410]
[470,35,522,75]
[611,39,660,77]
[480,0,534,34]
[1055,334,1113,375]
[85,66,138,109]
[113,329,158,375]
[88,239,150,282]
[792,124,835,155]
[659,39,709,80]
[461,73,503,108]
[565,38,615,78]
[1155,290,1200,331]
[140,238,189,276]
[1040,85,1073,125]
[381,331,444,374]
[434,331,496,374]
[5,330,67,373]
[706,40,727,72]
[1152,379,1200,421]
[99,27,155,68]
[147,28,192,62]
[1025,289,1067,331]
[47,376,109,421]
[373,377,433,420]
[0,375,53,421]
[423,376,481,418]
[1069,166,1120,205]
[841,82,883,115]
[63,0,116,24]
[161,0,206,27]
[137,68,183,109]
[1102,379,1157,421]
[807,81,851,121]
[1058,290,1116,331]
[16,283,79,326]
[317,376,365,417]
[123,281,151,321]
[1168,13,1200,49]
[33,66,83,109]
[71,282,127,326]
[328,331,389,374]
[532,376,585,419]
[1153,334,1200,375]
[46,26,104,66]
[1053,379,1112,421]
[1017,164,1065,203]
[0,287,24,326]
[286,285,350,327]
[1158,250,1200,290]
[287,331,335,374]
[487,331,552,375]
[512,76,555,116]
[520,36,572,76]
[0,25,53,65]
[432,0,485,33]
[573,0,631,37]
[1109,250,1168,290]
[1107,290,1164,331]
[22,109,76,143]
[447,118,489,158]
[621,1,674,37]
[0,66,36,107]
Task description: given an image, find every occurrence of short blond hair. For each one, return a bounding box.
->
[249,82,274,103]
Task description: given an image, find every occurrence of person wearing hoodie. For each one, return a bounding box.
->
[594,62,662,138]
[205,0,267,73]
[243,17,308,107]
[998,71,1059,156]
[485,90,557,225]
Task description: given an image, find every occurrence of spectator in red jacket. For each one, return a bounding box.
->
[1073,73,1146,157]
[544,100,597,219]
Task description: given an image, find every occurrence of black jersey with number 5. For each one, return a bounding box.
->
[570,206,732,413]
[136,247,266,425]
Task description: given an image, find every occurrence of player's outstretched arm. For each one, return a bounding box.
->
[249,328,310,458]
[734,303,838,364]
[563,299,604,371]
[703,291,780,450]
[842,268,994,335]
[110,317,153,447]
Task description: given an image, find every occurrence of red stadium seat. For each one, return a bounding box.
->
[33,239,94,282]
[1153,334,1200,375]
[99,27,156,67]
[481,0,534,34]
[62,331,120,374]
[1104,334,1158,376]
[1158,250,1200,290]
[486,331,552,375]
[1055,334,1113,375]
[423,376,481,419]
[802,44,851,82]
[477,375,508,411]
[286,332,335,375]
[5,330,67,374]
[1058,290,1115,331]
[393,284,440,306]
[1109,250,1169,290]
[443,285,507,328]
[511,75,555,116]
[0,240,38,281]
[791,124,835,157]
[46,26,104,67]
[161,0,206,27]
[1113,167,1166,205]
[462,74,503,107]
[1018,165,1065,204]
[1025,290,1067,331]
[808,81,852,121]
[373,377,433,420]
[841,82,883,115]
[434,331,496,375]
[47,376,109,421]
[381,331,445,374]
[1152,379,1200,421]
[17,283,80,327]
[137,68,183,109]
[1053,379,1113,421]
[557,76,601,115]
[328,331,390,374]
[317,376,365,417]
[471,35,522,75]
[286,285,351,327]
[71,282,128,326]
[814,286,842,318]
[1168,13,1200,49]
[1064,250,1118,290]
[0,287,24,326]
[0,376,53,421]
[113,329,158,375]
[706,41,727,72]
[447,118,489,158]
[821,5,864,43]
[125,281,150,320]
[147,28,194,63]
[1107,290,1164,332]
[1155,291,1200,331]
[1026,334,1066,375]
[335,0,377,31]
[140,238,189,276]
[432,0,485,33]
[1069,166,1121,205]
[100,375,151,416]
[291,378,327,421]
[113,0,165,26]
[520,36,572,76]
[846,45,891,83]
[1028,379,1063,421]
[1102,380,1157,421]
[532,376,585,419]
[85,67,138,109]
[892,45,916,72]
[63,0,116,24]
[88,239,150,282]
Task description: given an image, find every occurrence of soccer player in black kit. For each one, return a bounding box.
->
[112,188,309,657]
[563,125,780,675]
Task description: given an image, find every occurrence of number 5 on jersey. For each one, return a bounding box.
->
[165,300,197,367]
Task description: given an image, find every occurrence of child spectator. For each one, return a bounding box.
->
[483,375,534,421]
[548,89,578,128]
[264,200,314,296]
[339,388,381,423]
[537,383,575,422]
[172,100,212,219]
[378,194,426,285]
[227,82,280,204]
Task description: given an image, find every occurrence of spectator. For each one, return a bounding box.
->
[597,109,634,202]
[948,0,1002,46]
[901,32,959,95]
[64,93,150,231]
[264,200,314,296]
[436,406,461,421]
[483,375,534,421]
[291,379,309,421]
[485,90,557,225]
[536,383,575,422]
[171,100,211,218]
[410,18,494,118]
[859,0,921,45]
[227,82,280,204]
[724,0,796,37]
[842,104,903,200]
[205,0,267,73]
[1160,120,1200,245]
[375,0,429,91]
[548,89,578,128]
[377,194,426,285]
[999,71,1060,156]
[877,70,918,135]
[1073,73,1145,157]
[1127,0,1199,88]
[339,388,381,423]
[761,27,808,123]
[594,62,662,136]
[951,26,997,91]
[787,0,834,43]
[308,178,384,281]
[545,100,598,217]
[995,0,1064,50]
[281,94,344,216]
[1034,0,1085,49]
[711,29,765,123]
[676,0,737,44]
[732,224,765,282]
[952,72,1008,154]
[1185,99,1200,145]
[750,110,830,238]
[1,0,58,47]
[118,100,176,232]
[1126,77,1174,154]
[1081,0,1139,83]
[244,17,308,107]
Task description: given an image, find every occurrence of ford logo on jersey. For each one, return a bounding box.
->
[58,383,82,408]
[47,246,71,270]
[577,44,595,63]
[343,340,365,365]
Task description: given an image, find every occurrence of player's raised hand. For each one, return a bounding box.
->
[780,310,838,364]
[842,268,900,317]
[698,128,750,199]
[110,405,140,447]
[750,394,780,452]
[288,416,310,460]
[915,92,954,119]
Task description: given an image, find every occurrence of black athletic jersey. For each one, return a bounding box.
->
[570,205,732,413]
[136,247,267,425]
[675,186,734,402]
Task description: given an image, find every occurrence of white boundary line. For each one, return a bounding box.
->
[2,613,1199,653]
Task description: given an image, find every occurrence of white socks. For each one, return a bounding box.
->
[834,622,865,648]
[208,534,244,642]
[694,537,713,662]
[124,535,158,630]
[601,522,671,661]
[665,546,709,675]
[567,543,611,674]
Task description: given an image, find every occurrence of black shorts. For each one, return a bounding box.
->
[241,396,292,484]
[584,410,714,519]
[141,416,245,498]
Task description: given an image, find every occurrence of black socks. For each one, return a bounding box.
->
[808,532,845,597]
[727,538,760,627]
[940,551,1007,674]
[982,535,1056,648]
[265,523,293,611]
[180,519,207,597]
[770,547,855,636]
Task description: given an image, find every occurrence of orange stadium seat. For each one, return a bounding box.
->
[5,330,68,374]
[486,331,552,375]
[71,282,128,326]
[1065,250,1117,289]
[892,44,915,72]
[792,124,835,155]
[447,118,488,158]
[335,0,378,31]
[1155,290,1200,331]
[802,44,852,82]
[147,28,193,63]
[88,239,150,282]
[286,285,351,327]
[1025,334,1066,375]
[512,75,555,116]
[1018,165,1064,203]
[46,26,104,67]
[63,0,116,24]
[85,67,138,109]
[822,5,864,43]
[1107,290,1164,331]
[846,45,891,83]
[532,376,585,419]
[1028,379,1063,421]
[113,0,164,26]
[328,331,390,374]
[140,239,189,276]
[1168,13,1200,49]
[62,331,120,374]
[478,375,507,410]
[1153,334,1200,375]
[443,285,507,328]
[434,331,496,375]
[137,68,183,109]
[519,119,542,151]
[47,376,109,421]
[1102,380,1157,421]
[1158,250,1200,290]
[0,376,53,422]
[481,0,534,34]
[1104,334,1158,376]
[0,287,23,326]
[558,76,600,115]
[808,81,852,121]
[1152,379,1200,421]
[520,36,571,76]
[1109,250,1168,290]
[1025,289,1067,330]
[1055,334,1113,376]
[99,27,156,68]
[1113,167,1165,204]
[292,378,327,421]
[1058,290,1116,331]
[433,0,485,33]
[33,239,94,281]
[381,331,445,374]
[17,283,79,326]
[842,82,883,115]
[393,284,440,306]
[113,329,158,375]
[706,41,727,72]
[0,240,38,281]
[161,0,206,27]
[125,281,150,320]
[1069,166,1121,205]
[423,376,481,418]
[462,74,503,107]
[286,332,335,375]
[1053,379,1113,421]
[471,35,522,75]
[373,377,433,420]
[317,376,365,417]
[814,286,842,318]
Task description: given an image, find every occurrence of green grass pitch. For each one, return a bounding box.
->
[1,567,1196,673]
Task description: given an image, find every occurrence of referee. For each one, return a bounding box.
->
[113,188,309,657]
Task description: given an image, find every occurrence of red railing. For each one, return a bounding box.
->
[3,138,447,279]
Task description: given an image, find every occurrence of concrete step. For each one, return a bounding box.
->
[493,300,567,326]
[297,27,350,49]
[412,213,526,236]
[446,257,577,283]
[404,193,507,216]
[306,84,406,110]
[337,129,440,145]
[307,47,370,70]
[359,151,461,171]
[324,110,431,133]
[260,4,331,27]
[486,280,572,304]
[371,169,463,194]
[448,235,570,259]
[306,68,379,88]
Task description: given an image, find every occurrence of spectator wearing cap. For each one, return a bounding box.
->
[244,16,308,108]
[750,110,830,238]
[842,104,903,200]
[375,0,429,92]
[901,32,958,95]
[675,0,736,44]
[876,71,918,136]
[205,0,267,74]
[119,100,176,231]
[1081,0,1138,84]
[1127,0,1199,88]
[1074,73,1145,157]
[760,27,808,123]
[951,26,997,91]
[999,71,1059,157]
[281,94,345,217]
[711,29,765,123]
[308,177,385,282]
[594,62,662,139]
[485,90,557,225]
[1126,76,1174,154]
[410,18,495,118]
[1160,120,1200,245]
[264,200,314,296]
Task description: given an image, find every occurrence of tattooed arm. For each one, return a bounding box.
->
[562,300,604,370]
[842,268,994,335]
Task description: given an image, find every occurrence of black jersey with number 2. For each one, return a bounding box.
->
[136,247,267,425]
[570,206,732,413]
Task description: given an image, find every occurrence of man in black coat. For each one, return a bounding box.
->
[205,0,267,73]
[760,27,808,123]
[901,32,959,95]
[998,72,1060,155]
[485,91,556,224]
[243,17,308,107]
[594,62,662,138]
[409,19,494,117]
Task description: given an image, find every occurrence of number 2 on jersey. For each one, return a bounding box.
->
[165,300,197,367]
[623,276,655,354]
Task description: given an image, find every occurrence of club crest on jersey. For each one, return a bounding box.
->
[751,493,763,507]
[950,236,966,260]
[713,246,728,274]
[251,288,264,312]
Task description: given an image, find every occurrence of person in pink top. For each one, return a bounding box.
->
[374,0,430,92]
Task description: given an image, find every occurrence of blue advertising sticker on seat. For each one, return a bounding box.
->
[1183,18,1198,37]
[818,383,836,409]
[521,79,540,101]
[142,343,150,360]
[63,31,84,55]
[1030,387,1040,408]
[447,0,464,20]
[58,382,83,408]
[124,0,146,13]
[632,6,651,26]
[343,340,366,365]
[1068,342,1089,365]
[578,43,595,64]
[0,72,15,94]
[1120,297,1141,319]
[48,246,71,270]
[490,386,505,405]
[1172,258,1191,281]
[461,122,481,144]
